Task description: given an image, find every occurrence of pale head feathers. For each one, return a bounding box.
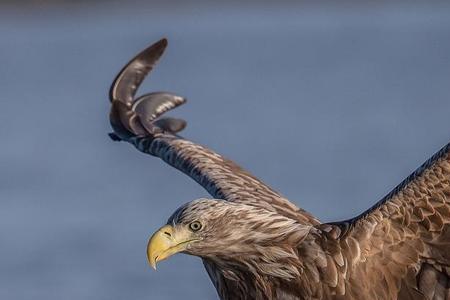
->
[167,198,312,279]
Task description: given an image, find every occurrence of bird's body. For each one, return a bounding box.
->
[108,39,450,300]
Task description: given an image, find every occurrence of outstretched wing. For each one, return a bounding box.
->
[321,143,450,299]
[109,39,319,226]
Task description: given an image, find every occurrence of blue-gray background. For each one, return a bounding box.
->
[1,1,450,299]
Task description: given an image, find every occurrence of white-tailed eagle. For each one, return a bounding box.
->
[108,39,450,300]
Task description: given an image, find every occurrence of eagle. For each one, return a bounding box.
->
[108,39,450,300]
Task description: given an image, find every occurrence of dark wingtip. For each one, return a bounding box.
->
[132,92,187,134]
[109,38,189,139]
[159,37,168,47]
[133,92,186,122]
[109,37,169,104]
[108,132,122,141]
[154,117,187,134]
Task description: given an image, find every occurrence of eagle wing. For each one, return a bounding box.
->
[321,143,450,299]
[109,39,319,226]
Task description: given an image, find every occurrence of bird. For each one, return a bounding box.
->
[108,38,450,300]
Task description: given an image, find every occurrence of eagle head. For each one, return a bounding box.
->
[147,198,311,278]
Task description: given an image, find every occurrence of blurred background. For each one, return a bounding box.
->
[1,1,450,299]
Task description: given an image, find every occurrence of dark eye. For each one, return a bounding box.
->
[189,221,202,232]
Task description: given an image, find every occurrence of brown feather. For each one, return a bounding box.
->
[109,39,450,300]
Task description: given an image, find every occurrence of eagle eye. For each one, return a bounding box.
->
[189,221,202,232]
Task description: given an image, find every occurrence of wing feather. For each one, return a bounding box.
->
[109,38,168,104]
[323,142,450,298]
[108,39,319,225]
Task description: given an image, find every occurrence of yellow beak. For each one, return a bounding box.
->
[147,224,194,269]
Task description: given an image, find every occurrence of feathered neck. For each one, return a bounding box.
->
[201,215,317,299]
[203,226,344,300]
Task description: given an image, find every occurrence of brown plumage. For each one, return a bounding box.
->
[108,39,450,300]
